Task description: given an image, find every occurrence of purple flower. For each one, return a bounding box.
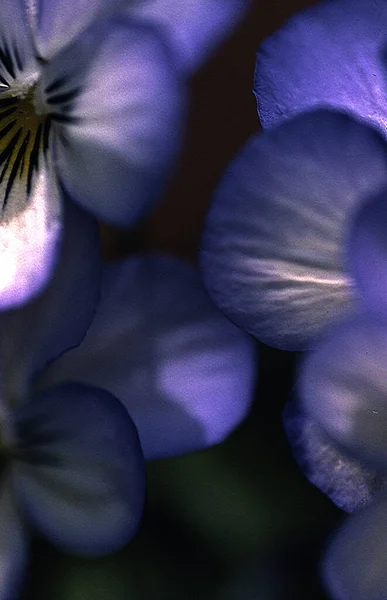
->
[0,202,256,598]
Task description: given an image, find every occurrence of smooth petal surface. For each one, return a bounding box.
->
[201,110,387,350]
[283,396,386,513]
[47,18,183,225]
[0,481,28,600]
[254,0,387,136]
[130,0,251,72]
[322,493,387,600]
[13,383,145,556]
[36,255,257,460]
[299,314,387,470]
[0,154,62,311]
[0,200,100,406]
[32,0,129,59]
[346,191,387,317]
[0,1,38,85]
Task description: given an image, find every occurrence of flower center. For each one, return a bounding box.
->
[0,86,51,213]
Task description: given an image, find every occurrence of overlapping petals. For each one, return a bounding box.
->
[36,254,257,459]
[201,110,387,350]
[254,0,387,135]
[130,0,251,72]
[0,199,100,404]
[12,383,145,556]
[49,17,183,224]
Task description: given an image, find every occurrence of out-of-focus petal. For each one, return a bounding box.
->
[299,313,387,470]
[0,481,27,600]
[254,0,387,136]
[322,492,387,600]
[346,191,387,317]
[31,0,130,59]
[45,18,183,225]
[201,110,387,350]
[0,154,62,311]
[130,0,251,72]
[13,383,145,556]
[283,396,386,513]
[36,255,257,460]
[0,199,100,405]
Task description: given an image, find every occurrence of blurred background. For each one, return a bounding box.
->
[21,1,344,598]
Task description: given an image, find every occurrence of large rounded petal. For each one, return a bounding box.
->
[322,493,387,600]
[254,0,387,136]
[201,110,387,350]
[0,481,28,600]
[129,0,251,72]
[12,383,145,556]
[283,396,386,513]
[346,191,387,317]
[44,18,183,225]
[299,313,387,470]
[31,0,131,59]
[36,255,257,460]
[0,199,100,406]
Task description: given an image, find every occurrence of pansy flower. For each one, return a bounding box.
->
[0,0,183,310]
[200,109,387,350]
[0,210,256,598]
[284,192,387,600]
[254,0,387,135]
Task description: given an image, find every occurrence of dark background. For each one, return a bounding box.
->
[23,1,344,598]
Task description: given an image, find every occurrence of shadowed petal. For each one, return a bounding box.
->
[323,493,387,600]
[299,313,387,470]
[254,0,387,136]
[46,18,183,225]
[130,0,251,72]
[13,383,145,556]
[346,190,387,317]
[36,255,257,460]
[201,110,387,350]
[0,481,27,600]
[283,395,386,513]
[0,199,100,405]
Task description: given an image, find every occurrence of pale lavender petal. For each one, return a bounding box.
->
[36,255,257,460]
[201,110,387,350]
[299,313,387,470]
[45,18,183,225]
[283,396,386,513]
[13,383,145,556]
[255,0,387,137]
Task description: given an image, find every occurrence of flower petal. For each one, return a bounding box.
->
[45,18,183,225]
[346,191,387,317]
[283,395,386,513]
[299,313,387,470]
[254,0,387,135]
[0,199,100,405]
[0,481,27,600]
[0,1,37,80]
[36,255,257,460]
[13,383,145,556]
[0,152,62,311]
[322,493,387,600]
[129,0,251,72]
[200,110,387,350]
[31,0,129,59]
